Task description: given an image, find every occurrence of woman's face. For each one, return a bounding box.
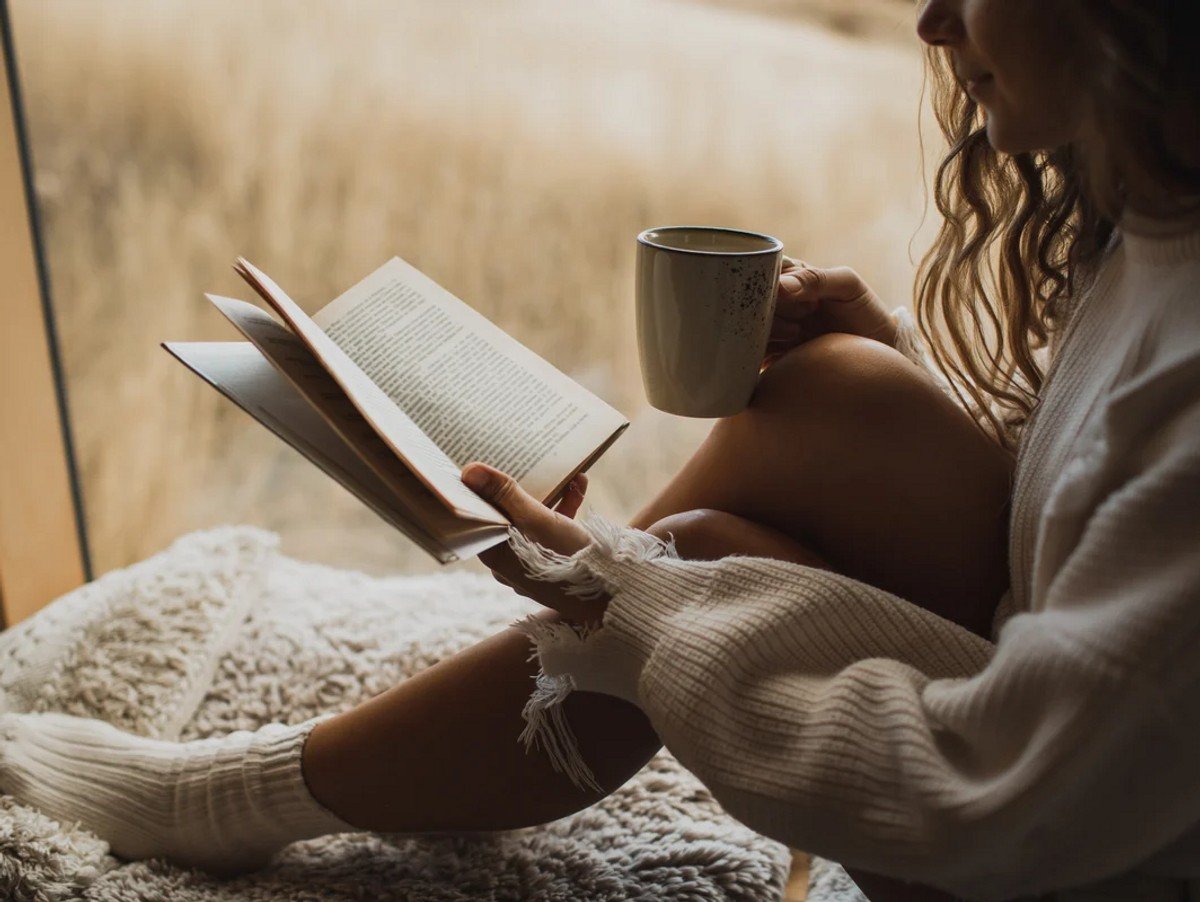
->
[917,0,1087,154]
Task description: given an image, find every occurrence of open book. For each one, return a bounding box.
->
[164,257,628,563]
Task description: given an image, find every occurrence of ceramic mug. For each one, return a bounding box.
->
[635,225,784,417]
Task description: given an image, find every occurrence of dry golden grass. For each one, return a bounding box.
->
[12,0,934,576]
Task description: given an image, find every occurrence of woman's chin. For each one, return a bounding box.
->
[983,110,1075,156]
[984,117,1035,156]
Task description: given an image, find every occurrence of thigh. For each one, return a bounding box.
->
[633,333,1013,638]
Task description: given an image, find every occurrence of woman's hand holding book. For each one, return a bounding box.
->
[463,462,606,624]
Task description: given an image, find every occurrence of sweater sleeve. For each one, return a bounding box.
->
[510,394,1200,899]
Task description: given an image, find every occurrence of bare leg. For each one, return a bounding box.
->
[0,332,1007,893]
[303,519,824,832]
[304,334,1012,889]
[632,333,1012,635]
[303,617,661,831]
[631,336,1011,902]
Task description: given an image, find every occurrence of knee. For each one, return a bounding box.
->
[718,332,949,459]
[751,332,924,420]
[647,509,827,566]
[645,509,735,561]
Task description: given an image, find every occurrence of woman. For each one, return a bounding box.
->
[2,1,1197,898]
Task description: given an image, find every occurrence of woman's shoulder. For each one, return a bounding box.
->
[1141,275,1200,372]
[1121,223,1200,369]
[1049,246,1200,492]
[1104,300,1200,471]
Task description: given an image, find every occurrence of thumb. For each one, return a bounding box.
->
[462,462,545,526]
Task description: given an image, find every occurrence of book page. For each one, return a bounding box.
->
[163,342,508,562]
[313,258,628,503]
[205,294,504,534]
[233,260,505,524]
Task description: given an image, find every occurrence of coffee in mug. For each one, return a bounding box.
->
[636,226,784,417]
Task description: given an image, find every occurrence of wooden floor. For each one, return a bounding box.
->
[787,852,811,901]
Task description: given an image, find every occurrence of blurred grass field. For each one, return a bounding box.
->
[12,0,931,576]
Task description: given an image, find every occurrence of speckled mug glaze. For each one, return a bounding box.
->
[636,226,784,417]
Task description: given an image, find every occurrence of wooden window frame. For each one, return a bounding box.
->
[0,0,90,627]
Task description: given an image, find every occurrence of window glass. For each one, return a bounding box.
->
[13,0,927,575]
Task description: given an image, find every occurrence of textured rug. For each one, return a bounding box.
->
[0,527,808,901]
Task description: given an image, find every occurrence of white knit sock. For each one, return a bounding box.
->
[0,712,354,874]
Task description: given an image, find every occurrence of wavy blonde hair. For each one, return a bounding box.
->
[914,1,1200,451]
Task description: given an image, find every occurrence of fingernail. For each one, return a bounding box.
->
[463,466,491,492]
[779,273,802,294]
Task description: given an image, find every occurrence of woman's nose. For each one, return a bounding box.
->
[916,0,964,47]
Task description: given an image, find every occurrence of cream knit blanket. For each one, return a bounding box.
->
[0,527,804,901]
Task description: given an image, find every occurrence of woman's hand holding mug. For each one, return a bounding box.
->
[634,229,901,415]
[765,258,898,367]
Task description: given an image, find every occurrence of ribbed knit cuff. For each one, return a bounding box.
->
[516,617,646,706]
[510,515,703,692]
[508,515,998,792]
[576,542,715,677]
[508,516,701,790]
[252,718,357,843]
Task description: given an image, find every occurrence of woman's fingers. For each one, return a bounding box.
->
[774,263,897,345]
[769,317,805,343]
[487,549,604,623]
[464,462,548,526]
[478,543,527,590]
[777,265,871,315]
[462,462,591,556]
[775,272,819,322]
[462,464,602,622]
[789,265,871,301]
[554,474,588,519]
[477,542,577,613]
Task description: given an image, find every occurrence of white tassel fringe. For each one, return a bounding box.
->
[511,616,604,793]
[509,515,676,792]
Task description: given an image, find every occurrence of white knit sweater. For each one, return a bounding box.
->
[513,225,1200,901]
